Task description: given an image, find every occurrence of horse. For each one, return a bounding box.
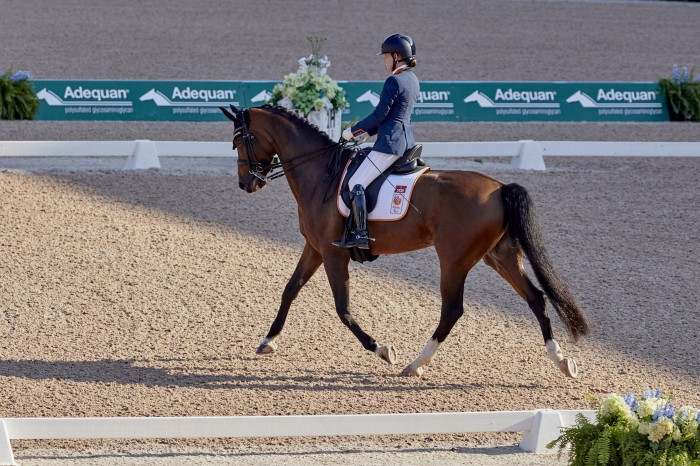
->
[220,104,589,378]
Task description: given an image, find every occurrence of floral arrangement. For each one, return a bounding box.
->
[549,389,700,466]
[267,36,347,116]
[658,64,700,122]
[0,68,39,120]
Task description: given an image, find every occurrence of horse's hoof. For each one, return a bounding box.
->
[376,345,397,365]
[559,358,578,378]
[256,339,278,354]
[400,365,424,377]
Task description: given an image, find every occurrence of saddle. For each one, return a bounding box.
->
[339,144,426,212]
[338,145,426,264]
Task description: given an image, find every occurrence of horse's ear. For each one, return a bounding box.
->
[220,106,238,123]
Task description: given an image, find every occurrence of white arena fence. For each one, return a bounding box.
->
[0,410,596,463]
[1,140,699,171]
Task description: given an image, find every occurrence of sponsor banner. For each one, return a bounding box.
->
[35,80,245,121]
[454,82,668,122]
[340,81,458,122]
[34,80,668,122]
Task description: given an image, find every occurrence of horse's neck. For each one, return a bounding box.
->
[262,113,338,204]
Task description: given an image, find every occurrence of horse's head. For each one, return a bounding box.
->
[220,105,277,193]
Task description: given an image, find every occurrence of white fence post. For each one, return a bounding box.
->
[123,139,160,170]
[0,421,15,466]
[519,409,564,453]
[510,140,546,171]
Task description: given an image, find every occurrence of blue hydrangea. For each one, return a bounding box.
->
[652,402,676,422]
[643,388,662,400]
[681,66,690,84]
[623,391,638,411]
[10,70,32,81]
[672,64,681,82]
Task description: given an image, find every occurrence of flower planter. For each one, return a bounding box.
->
[307,109,342,141]
[268,36,347,138]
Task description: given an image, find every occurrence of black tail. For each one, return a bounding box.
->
[501,183,589,341]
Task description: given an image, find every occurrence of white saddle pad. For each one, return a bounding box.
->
[336,164,430,221]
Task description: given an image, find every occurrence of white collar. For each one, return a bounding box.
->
[392,64,408,75]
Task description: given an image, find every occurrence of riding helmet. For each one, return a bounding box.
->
[377,33,415,60]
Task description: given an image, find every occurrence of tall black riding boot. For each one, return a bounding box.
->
[332,184,370,249]
[343,184,370,249]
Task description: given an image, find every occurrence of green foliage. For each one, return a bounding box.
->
[548,391,700,466]
[658,65,700,122]
[267,36,347,116]
[0,68,39,120]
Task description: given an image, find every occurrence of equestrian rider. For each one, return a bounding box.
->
[333,33,419,250]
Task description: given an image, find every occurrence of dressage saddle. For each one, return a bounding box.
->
[339,144,425,213]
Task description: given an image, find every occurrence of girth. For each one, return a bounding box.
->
[340,144,426,212]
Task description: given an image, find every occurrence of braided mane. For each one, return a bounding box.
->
[258,105,336,145]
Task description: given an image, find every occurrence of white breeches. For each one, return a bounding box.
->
[348,150,400,189]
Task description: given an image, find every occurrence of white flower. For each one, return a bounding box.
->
[638,421,652,436]
[675,406,699,438]
[267,44,346,115]
[648,417,674,443]
[637,398,663,418]
[599,394,637,425]
[277,97,295,111]
[672,425,682,441]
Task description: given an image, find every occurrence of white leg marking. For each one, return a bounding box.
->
[402,338,441,376]
[257,336,278,354]
[545,339,564,364]
[417,338,441,366]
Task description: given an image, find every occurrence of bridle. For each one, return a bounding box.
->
[233,108,283,182]
[233,107,350,188]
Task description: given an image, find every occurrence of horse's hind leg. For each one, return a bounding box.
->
[257,242,323,354]
[483,237,578,378]
[401,255,471,377]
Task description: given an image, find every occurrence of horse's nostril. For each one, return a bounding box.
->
[239,181,245,190]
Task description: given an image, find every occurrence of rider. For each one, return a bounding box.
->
[333,33,419,250]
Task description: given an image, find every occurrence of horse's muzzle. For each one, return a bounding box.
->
[239,175,266,193]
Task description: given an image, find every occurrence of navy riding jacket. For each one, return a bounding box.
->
[350,67,419,156]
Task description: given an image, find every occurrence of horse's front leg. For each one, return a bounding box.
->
[257,242,322,354]
[322,252,397,365]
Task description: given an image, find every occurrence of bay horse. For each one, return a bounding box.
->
[221,104,589,378]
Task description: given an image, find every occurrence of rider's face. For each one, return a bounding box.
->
[383,53,393,73]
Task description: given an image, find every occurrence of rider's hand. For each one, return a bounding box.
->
[353,131,370,143]
[341,127,354,141]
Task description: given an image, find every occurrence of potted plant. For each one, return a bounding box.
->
[549,389,700,466]
[0,68,39,120]
[658,65,700,122]
[267,36,347,140]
